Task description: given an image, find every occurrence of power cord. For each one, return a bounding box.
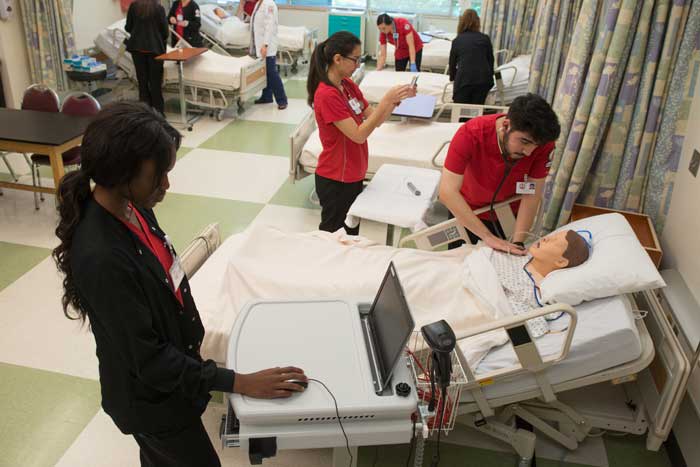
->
[430,387,448,467]
[308,378,353,467]
[405,414,417,467]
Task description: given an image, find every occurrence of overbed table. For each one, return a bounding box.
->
[0,108,92,195]
[156,47,208,131]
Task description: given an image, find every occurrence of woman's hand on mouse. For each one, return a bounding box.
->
[233,367,307,398]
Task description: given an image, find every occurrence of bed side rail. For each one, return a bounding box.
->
[200,30,233,56]
[456,304,578,392]
[239,58,267,96]
[434,102,509,122]
[289,109,317,182]
[399,195,522,249]
[351,63,366,85]
[494,48,511,66]
[180,223,221,278]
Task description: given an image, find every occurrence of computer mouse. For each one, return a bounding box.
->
[285,379,308,389]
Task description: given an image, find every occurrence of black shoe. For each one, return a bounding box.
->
[278,103,288,110]
[254,98,273,104]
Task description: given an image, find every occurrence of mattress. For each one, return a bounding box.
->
[385,39,452,70]
[299,120,461,175]
[492,54,531,104]
[462,294,643,401]
[359,70,452,104]
[200,4,308,51]
[95,19,257,90]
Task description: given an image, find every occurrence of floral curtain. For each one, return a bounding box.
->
[19,0,77,92]
[480,0,539,64]
[532,0,699,234]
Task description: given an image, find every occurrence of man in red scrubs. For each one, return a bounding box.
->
[438,93,561,253]
[376,13,423,72]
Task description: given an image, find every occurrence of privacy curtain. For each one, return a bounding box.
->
[19,0,77,92]
[480,0,540,64]
[530,0,700,234]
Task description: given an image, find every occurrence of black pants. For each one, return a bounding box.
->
[133,419,220,467]
[395,49,423,72]
[131,51,165,114]
[447,212,505,249]
[315,174,363,235]
[453,84,492,105]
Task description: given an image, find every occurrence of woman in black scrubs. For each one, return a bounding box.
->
[448,9,494,105]
[53,101,306,467]
[168,0,203,47]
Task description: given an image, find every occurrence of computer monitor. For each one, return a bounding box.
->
[368,262,415,393]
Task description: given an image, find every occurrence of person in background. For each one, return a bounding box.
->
[376,13,423,72]
[250,0,288,110]
[237,0,258,22]
[125,0,168,114]
[307,32,415,234]
[53,101,307,467]
[449,9,494,105]
[168,0,203,47]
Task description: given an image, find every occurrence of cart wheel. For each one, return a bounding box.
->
[187,126,193,132]
[216,110,225,121]
[291,64,298,74]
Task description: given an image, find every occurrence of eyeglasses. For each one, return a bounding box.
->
[342,55,362,65]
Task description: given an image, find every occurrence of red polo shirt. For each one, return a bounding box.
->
[121,205,184,306]
[379,17,423,60]
[243,0,257,16]
[444,114,554,219]
[314,79,369,183]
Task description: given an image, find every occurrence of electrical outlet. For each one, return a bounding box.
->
[689,149,700,178]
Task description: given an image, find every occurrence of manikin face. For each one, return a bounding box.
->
[528,230,571,270]
[501,118,539,161]
[377,23,392,35]
[125,147,176,210]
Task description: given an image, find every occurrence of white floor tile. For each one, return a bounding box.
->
[168,148,289,204]
[56,405,332,467]
[252,204,321,232]
[0,185,60,249]
[240,98,310,125]
[0,257,99,380]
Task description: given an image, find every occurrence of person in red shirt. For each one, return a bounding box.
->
[306,31,416,234]
[52,101,306,467]
[376,13,424,72]
[236,0,257,21]
[439,93,561,253]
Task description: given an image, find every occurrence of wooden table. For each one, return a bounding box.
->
[0,109,93,195]
[156,47,208,131]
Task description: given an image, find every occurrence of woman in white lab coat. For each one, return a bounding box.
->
[250,0,288,109]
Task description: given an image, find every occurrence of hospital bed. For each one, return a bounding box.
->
[289,102,508,183]
[178,216,689,466]
[382,38,452,73]
[199,3,317,76]
[94,19,267,119]
[354,54,531,107]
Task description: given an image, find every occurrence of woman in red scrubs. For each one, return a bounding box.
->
[237,0,257,21]
[306,31,415,234]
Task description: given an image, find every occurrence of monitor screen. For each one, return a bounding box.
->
[370,262,415,392]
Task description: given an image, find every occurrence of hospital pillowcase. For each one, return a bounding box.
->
[539,213,665,306]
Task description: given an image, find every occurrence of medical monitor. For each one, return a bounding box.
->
[368,262,415,394]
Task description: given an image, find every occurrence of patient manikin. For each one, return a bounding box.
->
[490,230,590,338]
[214,7,231,20]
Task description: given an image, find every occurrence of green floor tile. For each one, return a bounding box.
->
[177,146,193,161]
[359,441,522,467]
[154,192,264,251]
[199,120,296,157]
[268,175,319,210]
[283,79,309,100]
[0,242,51,292]
[0,172,14,182]
[0,363,100,467]
[604,434,673,467]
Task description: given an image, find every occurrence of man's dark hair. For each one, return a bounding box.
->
[507,93,561,145]
[377,13,393,26]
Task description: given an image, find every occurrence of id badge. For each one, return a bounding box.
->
[349,98,362,115]
[169,257,185,292]
[516,181,537,195]
[393,32,399,42]
[177,14,183,21]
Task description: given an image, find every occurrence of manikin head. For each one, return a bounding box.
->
[214,7,230,19]
[527,230,589,277]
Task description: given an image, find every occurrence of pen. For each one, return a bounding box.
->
[407,181,421,196]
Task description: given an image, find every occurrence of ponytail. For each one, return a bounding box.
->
[53,169,93,321]
[306,31,362,107]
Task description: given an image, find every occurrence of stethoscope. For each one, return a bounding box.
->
[521,229,593,321]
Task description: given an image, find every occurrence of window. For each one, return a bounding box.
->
[370,0,455,16]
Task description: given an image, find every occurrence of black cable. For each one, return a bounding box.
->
[372,446,379,467]
[405,415,417,467]
[430,387,448,467]
[309,378,353,467]
[488,162,514,240]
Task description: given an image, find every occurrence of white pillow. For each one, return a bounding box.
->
[539,213,665,305]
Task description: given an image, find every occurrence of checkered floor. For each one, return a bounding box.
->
[0,72,674,467]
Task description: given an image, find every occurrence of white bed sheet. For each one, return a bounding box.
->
[200,4,307,50]
[463,294,642,401]
[385,39,452,70]
[96,19,257,90]
[299,120,460,175]
[359,70,451,104]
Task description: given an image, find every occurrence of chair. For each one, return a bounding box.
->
[30,92,100,209]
